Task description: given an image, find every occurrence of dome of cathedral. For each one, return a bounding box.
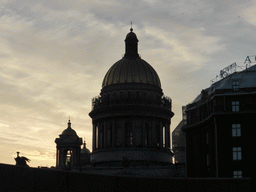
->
[61,120,78,137]
[102,57,161,88]
[61,127,77,136]
[102,28,161,88]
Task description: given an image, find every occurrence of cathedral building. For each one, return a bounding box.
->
[89,28,174,166]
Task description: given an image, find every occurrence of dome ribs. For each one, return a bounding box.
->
[102,57,161,88]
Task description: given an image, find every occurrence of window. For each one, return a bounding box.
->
[232,124,241,137]
[233,147,242,160]
[65,150,72,167]
[233,171,242,178]
[232,101,240,112]
[232,80,239,91]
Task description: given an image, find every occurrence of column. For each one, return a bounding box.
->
[151,119,156,147]
[165,121,168,148]
[93,123,96,151]
[59,148,64,167]
[72,148,75,167]
[148,119,152,147]
[159,121,163,148]
[132,119,135,147]
[134,119,141,146]
[122,119,125,147]
[98,122,102,150]
[56,149,59,166]
[165,121,170,148]
[112,118,116,147]
[104,119,107,149]
[142,118,146,147]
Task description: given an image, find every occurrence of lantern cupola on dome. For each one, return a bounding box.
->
[124,28,139,59]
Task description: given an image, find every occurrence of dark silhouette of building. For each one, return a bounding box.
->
[0,163,251,192]
[55,120,82,169]
[80,141,90,167]
[183,63,256,181]
[89,28,174,166]
[172,106,186,164]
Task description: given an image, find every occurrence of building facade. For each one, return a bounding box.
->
[183,63,256,180]
[89,28,174,166]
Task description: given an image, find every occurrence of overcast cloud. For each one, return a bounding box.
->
[1,0,256,167]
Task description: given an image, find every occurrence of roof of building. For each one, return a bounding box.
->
[172,120,185,133]
[81,141,90,154]
[102,28,161,88]
[102,57,161,88]
[61,120,78,137]
[190,64,256,104]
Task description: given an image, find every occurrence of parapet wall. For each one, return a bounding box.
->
[0,163,250,192]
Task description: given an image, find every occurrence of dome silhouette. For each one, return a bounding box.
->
[61,120,78,137]
[102,28,161,88]
[102,57,161,88]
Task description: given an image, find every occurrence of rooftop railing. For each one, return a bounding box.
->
[91,95,172,111]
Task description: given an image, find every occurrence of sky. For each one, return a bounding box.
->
[1,0,256,167]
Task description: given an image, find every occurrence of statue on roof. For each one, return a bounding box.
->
[14,152,30,167]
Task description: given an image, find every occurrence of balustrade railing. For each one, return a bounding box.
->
[91,95,172,111]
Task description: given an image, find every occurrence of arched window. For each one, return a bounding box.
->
[65,150,72,167]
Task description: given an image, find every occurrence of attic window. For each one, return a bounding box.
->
[232,80,239,91]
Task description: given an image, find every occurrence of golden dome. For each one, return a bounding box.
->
[102,28,161,88]
[102,57,161,88]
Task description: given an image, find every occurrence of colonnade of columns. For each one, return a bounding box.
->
[92,117,170,151]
